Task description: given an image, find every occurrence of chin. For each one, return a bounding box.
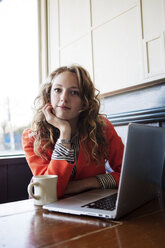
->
[56,115,69,121]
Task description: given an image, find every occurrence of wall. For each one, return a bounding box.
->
[101,82,165,143]
[46,0,165,96]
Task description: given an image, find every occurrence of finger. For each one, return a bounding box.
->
[43,103,51,110]
[42,103,52,113]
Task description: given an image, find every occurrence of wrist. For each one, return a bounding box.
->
[56,138,71,149]
[89,177,101,189]
[59,128,71,140]
[57,139,71,144]
[83,177,101,190]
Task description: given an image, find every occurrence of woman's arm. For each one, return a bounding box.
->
[22,129,75,198]
[42,103,72,148]
[65,177,101,195]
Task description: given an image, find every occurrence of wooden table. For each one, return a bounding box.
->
[0,191,165,248]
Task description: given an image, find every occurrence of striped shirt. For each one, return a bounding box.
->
[51,134,117,189]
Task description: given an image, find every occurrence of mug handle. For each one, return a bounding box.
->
[28,182,40,200]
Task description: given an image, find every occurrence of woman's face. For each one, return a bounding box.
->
[50,71,82,123]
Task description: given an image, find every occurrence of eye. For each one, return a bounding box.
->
[54,88,61,93]
[71,90,80,96]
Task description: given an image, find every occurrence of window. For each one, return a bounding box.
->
[0,0,39,156]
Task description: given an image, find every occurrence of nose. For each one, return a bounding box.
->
[60,90,68,103]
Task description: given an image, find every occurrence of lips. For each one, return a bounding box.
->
[58,105,71,110]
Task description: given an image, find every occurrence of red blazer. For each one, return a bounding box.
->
[22,118,124,198]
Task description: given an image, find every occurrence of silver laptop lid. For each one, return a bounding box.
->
[116,123,165,218]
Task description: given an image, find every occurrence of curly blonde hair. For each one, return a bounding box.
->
[31,64,108,162]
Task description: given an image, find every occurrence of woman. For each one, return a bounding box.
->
[22,64,124,198]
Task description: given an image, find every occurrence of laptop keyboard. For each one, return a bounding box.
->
[81,193,117,211]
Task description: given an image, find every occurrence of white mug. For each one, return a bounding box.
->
[28,175,58,206]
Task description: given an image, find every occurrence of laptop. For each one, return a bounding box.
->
[43,123,165,219]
